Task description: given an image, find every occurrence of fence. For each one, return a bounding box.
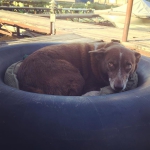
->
[0,6,94,14]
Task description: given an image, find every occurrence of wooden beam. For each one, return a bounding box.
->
[0,29,12,36]
[16,26,20,36]
[122,0,134,42]
[0,19,50,34]
[35,13,99,19]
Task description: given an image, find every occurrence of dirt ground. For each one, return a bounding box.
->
[0,35,20,41]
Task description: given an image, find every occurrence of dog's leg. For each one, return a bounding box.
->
[18,59,85,96]
[46,71,85,96]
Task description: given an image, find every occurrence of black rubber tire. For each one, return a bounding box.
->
[0,43,150,150]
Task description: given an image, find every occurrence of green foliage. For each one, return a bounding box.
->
[86,3,112,10]
[57,2,112,10]
[1,0,114,10]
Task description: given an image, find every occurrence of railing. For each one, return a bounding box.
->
[0,6,94,14]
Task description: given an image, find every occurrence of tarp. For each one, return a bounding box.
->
[112,0,150,18]
[94,0,150,28]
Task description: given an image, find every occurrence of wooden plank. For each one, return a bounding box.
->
[0,33,149,57]
[35,13,99,19]
[0,10,67,34]
[0,29,12,36]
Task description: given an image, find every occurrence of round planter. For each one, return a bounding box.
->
[0,43,150,150]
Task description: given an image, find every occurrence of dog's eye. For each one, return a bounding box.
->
[108,62,114,68]
[126,63,132,69]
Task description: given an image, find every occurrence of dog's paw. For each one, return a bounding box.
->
[82,91,101,96]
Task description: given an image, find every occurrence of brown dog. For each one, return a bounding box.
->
[17,42,141,96]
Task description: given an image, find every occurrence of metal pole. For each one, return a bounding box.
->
[122,0,134,42]
[49,0,56,35]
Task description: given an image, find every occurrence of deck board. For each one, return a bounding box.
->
[0,33,96,47]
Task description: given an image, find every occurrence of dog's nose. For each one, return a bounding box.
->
[114,85,123,91]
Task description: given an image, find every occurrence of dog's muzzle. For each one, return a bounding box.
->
[109,78,128,92]
[114,82,125,91]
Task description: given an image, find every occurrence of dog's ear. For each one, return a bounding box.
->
[135,52,141,63]
[89,48,106,60]
[131,52,141,75]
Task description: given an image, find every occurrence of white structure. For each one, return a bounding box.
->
[94,0,127,5]
[94,0,150,28]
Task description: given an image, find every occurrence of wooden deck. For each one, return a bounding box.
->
[0,10,150,56]
[0,10,54,35]
[0,33,96,47]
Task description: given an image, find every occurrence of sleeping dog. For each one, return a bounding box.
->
[17,42,141,96]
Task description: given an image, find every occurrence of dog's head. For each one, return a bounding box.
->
[90,42,141,91]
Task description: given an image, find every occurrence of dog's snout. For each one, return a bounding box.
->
[113,79,125,91]
[114,85,124,91]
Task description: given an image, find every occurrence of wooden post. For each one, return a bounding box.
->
[122,0,134,42]
[16,26,20,36]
